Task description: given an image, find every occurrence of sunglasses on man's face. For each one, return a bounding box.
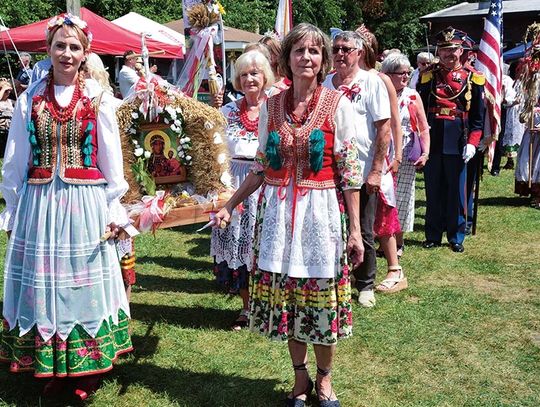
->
[332,46,357,55]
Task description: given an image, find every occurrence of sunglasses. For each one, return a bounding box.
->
[332,46,357,55]
[390,71,410,77]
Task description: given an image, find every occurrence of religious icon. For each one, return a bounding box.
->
[139,124,187,184]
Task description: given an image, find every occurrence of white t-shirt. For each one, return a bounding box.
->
[118,65,139,98]
[323,69,390,180]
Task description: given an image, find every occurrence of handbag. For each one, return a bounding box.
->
[406,97,422,162]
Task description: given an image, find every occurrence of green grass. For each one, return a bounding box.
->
[0,168,539,406]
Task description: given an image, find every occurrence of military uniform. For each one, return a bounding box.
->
[417,27,485,250]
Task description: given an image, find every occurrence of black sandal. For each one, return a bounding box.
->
[285,363,313,407]
[316,366,340,407]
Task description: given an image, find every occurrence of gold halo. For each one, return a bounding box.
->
[144,130,171,152]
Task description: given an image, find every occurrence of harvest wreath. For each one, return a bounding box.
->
[116,83,231,230]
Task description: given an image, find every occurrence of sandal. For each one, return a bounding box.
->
[375,265,408,294]
[285,363,313,407]
[231,309,249,331]
[315,366,340,407]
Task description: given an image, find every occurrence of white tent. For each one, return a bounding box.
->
[112,12,185,53]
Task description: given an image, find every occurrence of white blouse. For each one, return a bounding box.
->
[0,78,129,230]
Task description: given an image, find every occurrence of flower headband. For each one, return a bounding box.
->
[46,13,93,43]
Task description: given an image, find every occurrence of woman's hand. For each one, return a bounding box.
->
[103,223,124,241]
[347,231,364,268]
[212,205,232,229]
[387,159,401,175]
[414,154,428,169]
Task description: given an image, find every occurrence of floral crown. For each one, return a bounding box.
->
[46,13,93,43]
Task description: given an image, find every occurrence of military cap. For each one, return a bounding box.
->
[434,27,467,49]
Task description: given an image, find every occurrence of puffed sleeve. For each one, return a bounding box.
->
[96,92,130,226]
[0,94,31,231]
[333,96,363,190]
[251,101,269,175]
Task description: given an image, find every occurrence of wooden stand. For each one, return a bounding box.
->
[155,199,227,229]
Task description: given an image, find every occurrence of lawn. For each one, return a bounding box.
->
[0,167,539,407]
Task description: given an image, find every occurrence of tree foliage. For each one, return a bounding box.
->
[0,0,470,59]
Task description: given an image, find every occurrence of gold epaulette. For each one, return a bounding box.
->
[471,71,485,86]
[420,71,433,84]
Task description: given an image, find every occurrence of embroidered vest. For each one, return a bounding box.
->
[264,87,342,190]
[27,92,106,185]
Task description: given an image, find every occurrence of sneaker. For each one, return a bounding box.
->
[358,290,376,308]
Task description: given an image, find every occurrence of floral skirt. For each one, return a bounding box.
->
[0,310,132,377]
[248,186,352,345]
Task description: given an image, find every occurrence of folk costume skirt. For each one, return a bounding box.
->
[211,159,260,291]
[249,183,353,346]
[0,177,132,377]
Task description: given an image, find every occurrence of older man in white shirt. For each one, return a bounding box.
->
[323,30,391,307]
[118,50,139,98]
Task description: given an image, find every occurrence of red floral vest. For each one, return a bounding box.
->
[264,86,342,190]
[27,92,106,185]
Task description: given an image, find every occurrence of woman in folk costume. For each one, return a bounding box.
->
[210,50,274,330]
[215,23,364,407]
[0,14,131,400]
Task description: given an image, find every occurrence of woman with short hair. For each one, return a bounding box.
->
[215,23,363,406]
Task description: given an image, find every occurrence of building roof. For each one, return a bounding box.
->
[421,0,540,20]
[164,19,262,51]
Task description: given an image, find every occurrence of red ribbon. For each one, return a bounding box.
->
[338,84,361,101]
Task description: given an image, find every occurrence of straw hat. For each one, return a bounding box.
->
[0,78,13,99]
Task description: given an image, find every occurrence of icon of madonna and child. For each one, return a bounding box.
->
[143,129,187,183]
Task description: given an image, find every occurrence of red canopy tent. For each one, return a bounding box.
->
[0,8,183,58]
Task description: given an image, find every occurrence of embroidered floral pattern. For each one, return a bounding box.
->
[335,138,362,189]
[0,311,131,377]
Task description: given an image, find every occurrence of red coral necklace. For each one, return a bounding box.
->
[45,73,82,123]
[285,85,321,125]
[239,97,260,133]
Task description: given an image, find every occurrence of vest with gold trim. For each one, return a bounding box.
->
[27,91,106,185]
[264,86,342,190]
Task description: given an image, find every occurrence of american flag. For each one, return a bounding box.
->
[476,0,503,140]
[275,0,293,39]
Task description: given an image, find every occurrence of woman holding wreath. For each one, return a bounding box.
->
[0,14,131,400]
[214,23,364,407]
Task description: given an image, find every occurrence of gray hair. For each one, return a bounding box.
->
[333,31,363,49]
[20,52,31,61]
[381,53,411,74]
[233,50,275,91]
[417,52,434,63]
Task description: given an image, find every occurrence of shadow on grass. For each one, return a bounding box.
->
[115,362,280,406]
[135,274,217,294]
[137,255,213,272]
[130,302,237,330]
[184,236,212,258]
[478,196,530,207]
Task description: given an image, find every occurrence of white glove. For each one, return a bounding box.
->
[462,143,476,163]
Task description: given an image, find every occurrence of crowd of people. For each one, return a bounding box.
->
[0,11,538,406]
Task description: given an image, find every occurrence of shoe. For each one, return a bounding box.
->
[375,266,408,294]
[450,243,464,253]
[358,290,376,308]
[42,377,66,397]
[231,309,249,331]
[316,366,341,407]
[73,375,102,401]
[503,158,514,170]
[465,226,472,236]
[491,170,500,176]
[422,240,441,249]
[285,363,313,407]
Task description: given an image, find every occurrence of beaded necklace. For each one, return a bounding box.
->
[285,85,322,125]
[44,71,83,123]
[238,97,260,133]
